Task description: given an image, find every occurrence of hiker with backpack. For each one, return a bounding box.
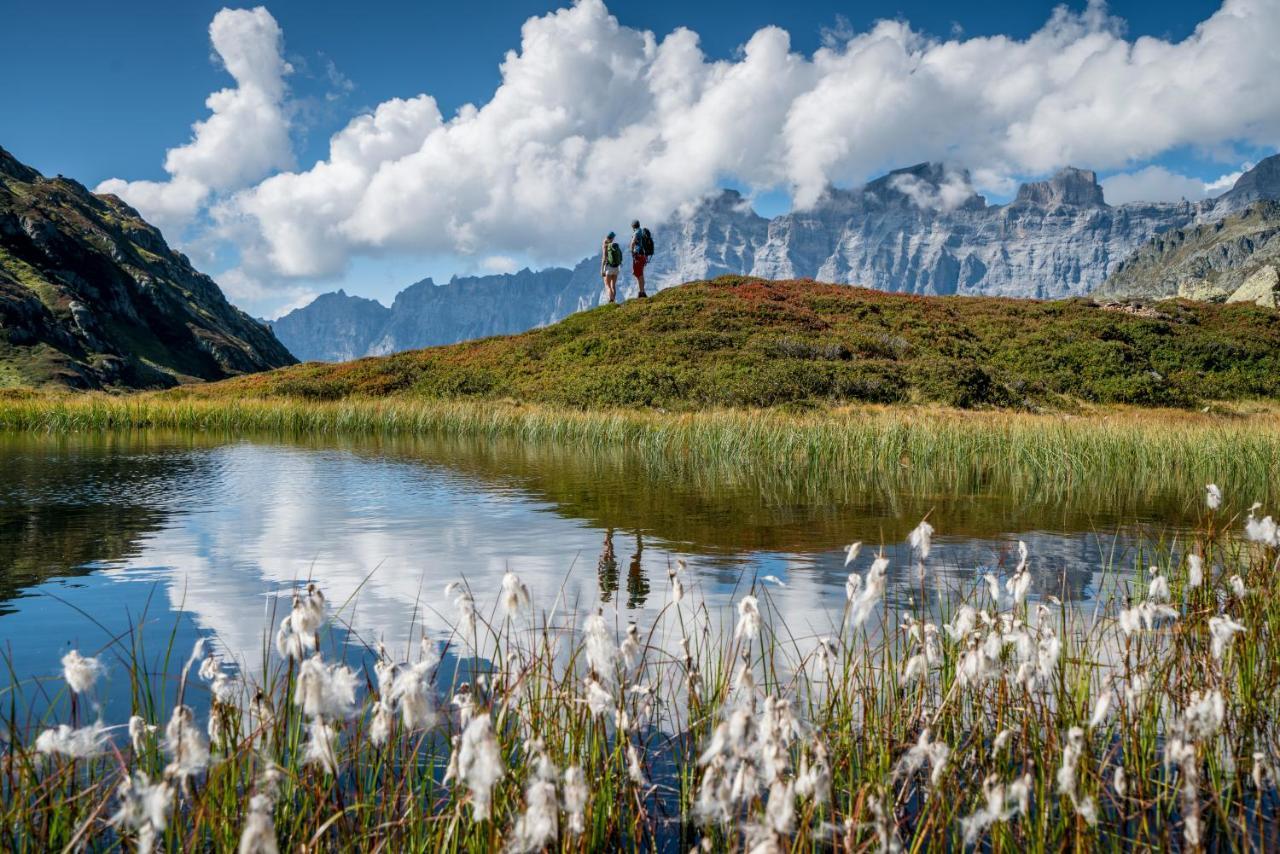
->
[630,219,655,298]
[601,231,622,303]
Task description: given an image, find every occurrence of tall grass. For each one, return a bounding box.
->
[3,493,1278,850]
[2,394,1280,502]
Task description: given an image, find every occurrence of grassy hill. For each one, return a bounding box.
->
[187,277,1280,410]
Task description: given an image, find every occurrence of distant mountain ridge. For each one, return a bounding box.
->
[272,156,1280,362]
[1097,201,1280,307]
[0,146,295,388]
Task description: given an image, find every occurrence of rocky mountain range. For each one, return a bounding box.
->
[273,156,1280,362]
[0,146,295,388]
[1097,201,1280,308]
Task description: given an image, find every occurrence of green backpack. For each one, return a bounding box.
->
[606,243,622,267]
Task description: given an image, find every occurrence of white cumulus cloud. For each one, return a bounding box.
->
[101,0,1280,310]
[96,6,293,238]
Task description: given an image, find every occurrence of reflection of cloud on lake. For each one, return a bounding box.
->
[12,439,1146,674]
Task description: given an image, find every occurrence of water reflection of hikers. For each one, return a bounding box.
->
[597,528,619,602]
[626,531,649,609]
[600,232,622,304]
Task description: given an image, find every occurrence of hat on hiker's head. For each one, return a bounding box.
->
[606,231,615,239]
[631,220,640,228]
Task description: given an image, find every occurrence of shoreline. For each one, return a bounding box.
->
[2,393,1279,496]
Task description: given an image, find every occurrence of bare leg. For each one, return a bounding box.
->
[637,272,646,297]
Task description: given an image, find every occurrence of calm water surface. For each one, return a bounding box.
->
[0,431,1200,719]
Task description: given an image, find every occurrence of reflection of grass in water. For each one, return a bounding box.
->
[4,503,1278,849]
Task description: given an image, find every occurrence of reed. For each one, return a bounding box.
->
[2,491,1278,851]
[2,393,1280,501]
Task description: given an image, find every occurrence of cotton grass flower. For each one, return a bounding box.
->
[445,581,478,638]
[583,611,617,676]
[1205,483,1222,510]
[35,721,109,758]
[562,765,589,834]
[499,571,531,615]
[735,595,762,641]
[1245,509,1278,547]
[129,714,157,754]
[895,729,950,788]
[1187,554,1204,588]
[302,719,340,774]
[456,715,504,821]
[1208,615,1246,659]
[60,649,102,695]
[295,655,360,720]
[238,793,280,854]
[843,541,862,567]
[110,772,172,854]
[1229,574,1247,598]
[163,705,210,780]
[958,772,1031,845]
[848,557,888,629]
[908,519,934,560]
[1056,727,1097,825]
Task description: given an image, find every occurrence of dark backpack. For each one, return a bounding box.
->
[639,227,655,256]
[606,243,622,267]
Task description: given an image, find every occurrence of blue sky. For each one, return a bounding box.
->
[1,0,1273,315]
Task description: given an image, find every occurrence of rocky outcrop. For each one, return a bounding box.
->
[278,156,1280,360]
[1096,201,1280,307]
[0,146,295,388]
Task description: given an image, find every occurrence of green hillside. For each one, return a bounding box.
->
[191,277,1280,410]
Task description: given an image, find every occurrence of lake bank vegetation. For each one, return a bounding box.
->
[3,485,1278,850]
[2,391,1280,503]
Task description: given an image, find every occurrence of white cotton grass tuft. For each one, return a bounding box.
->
[238,792,280,854]
[844,541,862,567]
[385,644,442,732]
[848,557,888,629]
[499,571,531,615]
[734,595,762,642]
[508,776,558,853]
[1205,483,1222,510]
[1056,726,1097,825]
[1187,554,1204,589]
[35,721,110,758]
[908,520,934,560]
[445,581,478,638]
[894,729,950,788]
[620,622,642,670]
[295,655,360,721]
[110,772,172,854]
[163,705,210,780]
[583,612,618,677]
[456,714,504,821]
[958,772,1031,845]
[1229,574,1247,598]
[1245,508,1278,547]
[1208,615,1246,660]
[562,765,589,834]
[584,674,613,716]
[302,719,340,774]
[129,714,157,754]
[1147,567,1171,603]
[60,649,103,695]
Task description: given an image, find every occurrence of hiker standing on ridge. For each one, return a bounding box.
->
[630,219,654,298]
[601,231,622,303]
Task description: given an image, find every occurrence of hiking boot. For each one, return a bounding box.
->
[637,291,648,299]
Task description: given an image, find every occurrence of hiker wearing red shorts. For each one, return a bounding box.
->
[630,219,655,298]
